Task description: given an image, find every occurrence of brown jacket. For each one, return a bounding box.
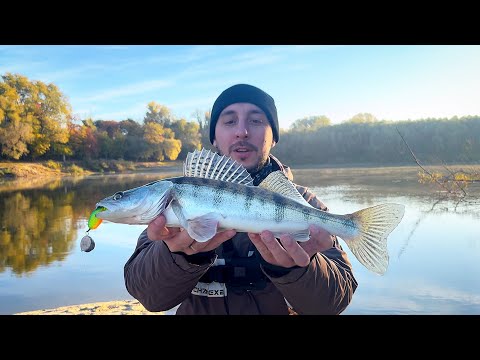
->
[124,155,358,315]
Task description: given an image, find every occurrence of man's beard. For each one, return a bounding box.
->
[247,153,269,174]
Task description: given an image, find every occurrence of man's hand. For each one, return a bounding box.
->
[248,225,334,268]
[147,215,236,255]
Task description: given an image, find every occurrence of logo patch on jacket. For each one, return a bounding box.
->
[192,281,227,297]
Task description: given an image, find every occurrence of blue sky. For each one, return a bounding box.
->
[1,45,479,130]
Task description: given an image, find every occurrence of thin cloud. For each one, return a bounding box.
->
[36,63,111,83]
[95,46,239,73]
[175,45,334,80]
[76,79,174,103]
[167,95,218,113]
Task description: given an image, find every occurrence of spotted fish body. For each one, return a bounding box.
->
[93,149,405,275]
[161,176,359,241]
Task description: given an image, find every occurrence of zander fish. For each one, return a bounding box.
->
[89,149,405,275]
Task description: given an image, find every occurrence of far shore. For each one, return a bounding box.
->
[0,160,183,181]
[0,161,183,193]
[3,159,479,181]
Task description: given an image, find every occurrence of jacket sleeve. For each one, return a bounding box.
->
[261,185,358,315]
[124,229,216,312]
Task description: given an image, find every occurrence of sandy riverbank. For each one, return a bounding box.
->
[14,300,168,315]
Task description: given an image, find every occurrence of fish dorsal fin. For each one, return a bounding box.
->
[184,148,254,186]
[259,171,313,207]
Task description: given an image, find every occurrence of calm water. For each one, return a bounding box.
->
[0,166,479,315]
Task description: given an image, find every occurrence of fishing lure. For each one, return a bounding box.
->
[81,207,106,252]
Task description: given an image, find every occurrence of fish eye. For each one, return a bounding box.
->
[113,192,124,200]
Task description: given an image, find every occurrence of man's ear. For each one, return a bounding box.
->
[271,141,276,149]
[213,140,217,148]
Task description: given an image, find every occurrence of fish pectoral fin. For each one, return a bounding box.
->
[171,200,188,229]
[186,213,221,242]
[272,229,311,242]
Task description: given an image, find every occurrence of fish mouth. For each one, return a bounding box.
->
[94,205,109,219]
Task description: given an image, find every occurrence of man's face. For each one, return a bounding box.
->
[213,103,276,173]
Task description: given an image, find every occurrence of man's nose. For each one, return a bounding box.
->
[235,123,249,138]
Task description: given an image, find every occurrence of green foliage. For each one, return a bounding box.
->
[344,113,378,123]
[290,115,331,132]
[0,73,72,160]
[0,120,34,159]
[0,168,14,177]
[66,164,85,176]
[45,160,61,171]
[273,116,480,166]
[163,138,182,160]
[192,109,211,149]
[68,123,98,160]
[77,159,136,173]
[144,102,173,127]
[170,118,201,158]
[110,160,135,172]
[80,159,104,172]
[3,72,479,168]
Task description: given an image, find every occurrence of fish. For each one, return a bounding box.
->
[90,148,405,275]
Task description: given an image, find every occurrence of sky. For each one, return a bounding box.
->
[1,45,479,130]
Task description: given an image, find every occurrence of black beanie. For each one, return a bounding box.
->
[209,84,279,144]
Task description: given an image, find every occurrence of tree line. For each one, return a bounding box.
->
[1,73,479,166]
[273,115,480,166]
[0,73,208,162]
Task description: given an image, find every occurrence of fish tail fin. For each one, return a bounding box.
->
[343,203,405,275]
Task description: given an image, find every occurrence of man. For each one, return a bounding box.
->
[124,84,358,315]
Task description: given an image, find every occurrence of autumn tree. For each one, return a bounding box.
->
[345,112,378,123]
[0,75,35,159]
[144,101,174,127]
[142,122,181,161]
[170,118,202,158]
[290,115,331,132]
[142,102,182,160]
[193,109,212,149]
[69,119,99,160]
[0,73,72,160]
[94,120,125,159]
[119,119,146,161]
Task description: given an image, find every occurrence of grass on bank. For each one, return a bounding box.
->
[0,159,181,179]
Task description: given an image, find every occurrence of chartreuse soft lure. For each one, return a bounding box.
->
[88,206,107,230]
[81,206,107,252]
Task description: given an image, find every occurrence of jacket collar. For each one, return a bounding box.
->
[249,154,293,186]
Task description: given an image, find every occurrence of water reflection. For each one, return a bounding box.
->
[0,171,181,276]
[298,168,480,315]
